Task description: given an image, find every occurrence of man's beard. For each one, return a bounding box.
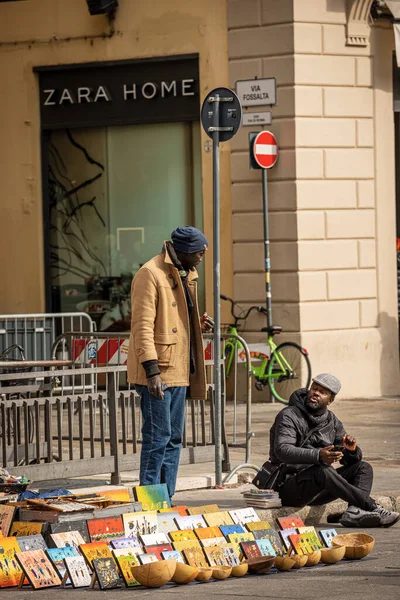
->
[306,395,321,412]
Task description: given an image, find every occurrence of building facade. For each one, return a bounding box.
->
[0,0,399,397]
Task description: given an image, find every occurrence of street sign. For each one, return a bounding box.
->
[236,77,277,107]
[201,87,242,142]
[253,130,278,169]
[242,111,272,127]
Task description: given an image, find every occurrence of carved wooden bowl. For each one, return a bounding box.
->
[231,562,249,577]
[212,565,232,580]
[290,554,308,569]
[195,567,213,582]
[305,550,321,566]
[273,556,295,571]
[332,533,375,560]
[171,562,199,584]
[245,556,275,574]
[320,545,346,564]
[131,559,176,588]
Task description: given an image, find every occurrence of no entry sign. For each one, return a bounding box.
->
[253,130,278,169]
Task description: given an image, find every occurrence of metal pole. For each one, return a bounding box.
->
[212,94,222,487]
[262,168,272,326]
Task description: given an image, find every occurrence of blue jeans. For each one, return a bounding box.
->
[135,385,187,501]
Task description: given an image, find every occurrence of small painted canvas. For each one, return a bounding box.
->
[277,515,305,530]
[256,529,285,557]
[115,554,140,587]
[145,544,173,560]
[246,520,272,532]
[158,506,188,517]
[183,547,209,568]
[46,546,78,584]
[87,517,124,543]
[319,528,338,548]
[157,512,180,535]
[49,520,89,543]
[187,504,219,515]
[80,542,114,567]
[194,526,222,540]
[172,539,202,552]
[0,505,16,536]
[111,536,141,549]
[123,511,158,538]
[300,531,322,551]
[222,545,241,567]
[96,488,131,503]
[10,522,43,537]
[133,484,171,511]
[168,529,197,542]
[229,508,260,526]
[240,541,262,560]
[17,534,47,552]
[64,555,92,588]
[112,547,142,559]
[0,536,23,588]
[227,532,255,547]
[288,533,309,555]
[203,546,227,567]
[220,524,246,539]
[256,539,276,557]
[297,526,317,535]
[138,553,158,564]
[16,549,61,589]
[162,549,184,563]
[50,531,86,554]
[252,528,275,540]
[92,557,121,590]
[201,537,228,548]
[204,511,234,527]
[175,515,207,531]
[140,532,169,546]
[279,528,298,552]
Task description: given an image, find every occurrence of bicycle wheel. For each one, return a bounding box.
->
[267,342,311,404]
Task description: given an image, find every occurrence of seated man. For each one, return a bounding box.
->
[269,373,399,528]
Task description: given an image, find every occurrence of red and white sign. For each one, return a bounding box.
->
[253,130,278,169]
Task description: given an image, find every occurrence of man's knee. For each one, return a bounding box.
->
[357,460,373,476]
[310,463,335,485]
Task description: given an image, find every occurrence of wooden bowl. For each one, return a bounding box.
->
[332,533,374,560]
[320,546,346,564]
[171,562,199,584]
[212,566,232,580]
[195,567,213,582]
[274,556,295,571]
[231,563,249,577]
[245,557,275,574]
[290,554,308,569]
[131,559,176,588]
[305,550,321,566]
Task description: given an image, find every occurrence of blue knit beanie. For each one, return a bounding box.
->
[171,226,208,254]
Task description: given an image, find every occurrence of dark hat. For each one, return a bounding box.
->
[171,226,208,254]
[312,373,341,395]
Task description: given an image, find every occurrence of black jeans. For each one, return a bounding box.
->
[279,461,375,512]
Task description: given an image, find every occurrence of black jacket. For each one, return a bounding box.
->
[269,389,362,476]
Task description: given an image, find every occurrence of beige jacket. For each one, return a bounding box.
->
[127,245,207,400]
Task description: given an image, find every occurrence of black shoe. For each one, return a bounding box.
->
[339,505,381,528]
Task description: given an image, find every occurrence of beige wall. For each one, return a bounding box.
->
[0,0,232,315]
[228,0,400,397]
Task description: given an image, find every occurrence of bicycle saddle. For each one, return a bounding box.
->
[261,325,282,335]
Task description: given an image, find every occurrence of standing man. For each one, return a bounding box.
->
[127,226,213,503]
[267,374,399,527]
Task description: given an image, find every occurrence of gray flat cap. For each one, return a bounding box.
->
[312,373,341,395]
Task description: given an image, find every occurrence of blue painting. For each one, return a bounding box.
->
[220,524,246,539]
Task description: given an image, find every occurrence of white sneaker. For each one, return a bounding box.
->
[371,505,400,528]
[339,505,381,528]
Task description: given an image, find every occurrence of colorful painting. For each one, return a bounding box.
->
[183,547,209,568]
[17,534,47,552]
[240,540,262,560]
[319,529,338,548]
[252,528,275,540]
[87,517,124,543]
[161,549,184,563]
[49,520,89,543]
[204,511,234,527]
[112,547,142,559]
[96,488,131,503]
[158,506,188,517]
[187,504,219,515]
[175,515,207,531]
[172,539,201,552]
[114,555,140,587]
[80,542,113,567]
[277,515,305,530]
[0,505,16,537]
[299,531,322,551]
[140,532,169,546]
[145,544,173,560]
[227,532,255,547]
[297,526,317,535]
[92,557,121,590]
[10,522,43,537]
[255,529,285,557]
[123,511,158,538]
[16,549,61,589]
[246,520,272,532]
[279,528,298,552]
[133,484,171,511]
[256,539,276,557]
[50,531,86,554]
[194,525,222,540]
[64,556,92,588]
[157,511,180,535]
[138,553,158,564]
[0,536,23,588]
[222,545,241,567]
[111,536,141,549]
[201,537,227,547]
[203,546,227,567]
[46,546,78,584]
[168,529,197,542]
[220,524,246,539]
[229,508,260,526]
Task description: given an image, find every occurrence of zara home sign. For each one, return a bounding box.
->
[35,54,199,129]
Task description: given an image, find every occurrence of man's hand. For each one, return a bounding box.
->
[342,433,357,452]
[319,445,344,465]
[147,375,164,399]
[201,313,214,332]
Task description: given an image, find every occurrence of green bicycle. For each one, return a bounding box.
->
[221,294,311,404]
